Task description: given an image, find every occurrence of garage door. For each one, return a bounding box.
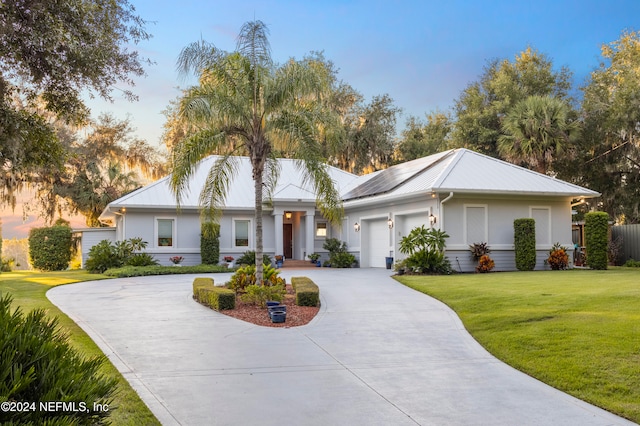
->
[368,219,389,268]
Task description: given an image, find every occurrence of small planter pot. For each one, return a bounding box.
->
[266,301,280,307]
[316,261,321,267]
[172,263,182,267]
[270,310,286,323]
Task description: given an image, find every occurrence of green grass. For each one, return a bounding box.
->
[0,270,160,425]
[395,268,640,423]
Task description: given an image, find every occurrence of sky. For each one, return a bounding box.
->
[2,0,640,239]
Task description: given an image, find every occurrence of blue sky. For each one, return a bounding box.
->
[3,0,640,238]
[84,0,640,147]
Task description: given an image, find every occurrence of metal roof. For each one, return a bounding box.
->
[343,148,600,204]
[100,156,359,219]
[101,149,600,220]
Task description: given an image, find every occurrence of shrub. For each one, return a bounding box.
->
[104,264,230,277]
[0,294,117,425]
[322,238,356,268]
[28,225,73,271]
[585,212,609,270]
[469,242,491,261]
[85,240,122,273]
[192,278,235,310]
[330,251,356,268]
[476,255,495,273]
[235,250,272,266]
[291,276,319,307]
[126,253,159,267]
[514,218,536,271]
[241,284,285,307]
[227,263,284,293]
[200,221,220,265]
[86,238,154,273]
[399,226,451,274]
[547,242,569,270]
[624,259,640,268]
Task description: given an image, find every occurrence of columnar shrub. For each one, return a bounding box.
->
[514,218,536,271]
[585,211,609,270]
[200,221,220,264]
[0,294,117,424]
[28,225,73,271]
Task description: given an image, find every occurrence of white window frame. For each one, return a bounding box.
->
[315,220,328,239]
[464,204,488,245]
[233,218,253,249]
[155,217,176,248]
[530,206,552,248]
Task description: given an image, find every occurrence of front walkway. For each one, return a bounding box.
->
[47,269,633,425]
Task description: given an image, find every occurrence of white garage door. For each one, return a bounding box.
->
[368,219,389,267]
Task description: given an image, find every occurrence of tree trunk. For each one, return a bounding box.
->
[254,163,264,285]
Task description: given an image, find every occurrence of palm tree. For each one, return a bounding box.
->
[498,95,581,174]
[170,21,343,282]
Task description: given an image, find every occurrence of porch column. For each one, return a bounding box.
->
[274,213,284,257]
[305,212,315,259]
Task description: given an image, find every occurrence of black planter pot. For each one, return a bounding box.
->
[270,311,286,323]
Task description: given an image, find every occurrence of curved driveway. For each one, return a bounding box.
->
[48,269,634,426]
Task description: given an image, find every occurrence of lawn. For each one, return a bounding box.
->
[395,268,640,423]
[0,270,160,426]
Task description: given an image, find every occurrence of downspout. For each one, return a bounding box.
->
[439,192,454,231]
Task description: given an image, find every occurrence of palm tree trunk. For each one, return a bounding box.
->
[254,163,264,285]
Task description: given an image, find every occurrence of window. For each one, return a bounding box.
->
[465,205,487,244]
[316,222,327,238]
[157,218,174,247]
[531,207,551,246]
[234,220,250,247]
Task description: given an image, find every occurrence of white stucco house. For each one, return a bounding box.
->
[89,148,599,271]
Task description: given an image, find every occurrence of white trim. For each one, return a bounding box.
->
[463,204,488,244]
[232,217,253,249]
[154,216,177,248]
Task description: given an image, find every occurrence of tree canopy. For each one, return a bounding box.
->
[0,0,151,208]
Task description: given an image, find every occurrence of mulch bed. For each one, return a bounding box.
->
[220,284,319,328]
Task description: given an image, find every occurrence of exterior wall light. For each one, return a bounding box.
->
[284,211,293,220]
[354,222,361,232]
[387,217,394,229]
[429,213,437,226]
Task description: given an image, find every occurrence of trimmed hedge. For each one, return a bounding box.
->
[104,264,231,277]
[192,277,235,310]
[291,276,319,307]
[585,211,609,270]
[200,222,220,265]
[514,218,536,271]
[28,225,73,271]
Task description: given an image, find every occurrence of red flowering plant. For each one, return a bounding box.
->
[170,256,184,265]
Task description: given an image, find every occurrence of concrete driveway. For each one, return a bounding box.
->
[47,269,634,426]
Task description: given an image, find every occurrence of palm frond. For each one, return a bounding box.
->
[236,20,272,68]
[199,155,240,223]
[176,40,223,79]
[262,156,281,205]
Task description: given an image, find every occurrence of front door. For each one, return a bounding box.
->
[283,223,293,259]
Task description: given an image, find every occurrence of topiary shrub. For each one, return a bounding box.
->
[0,294,117,425]
[585,211,609,270]
[291,276,319,307]
[200,221,220,265]
[192,277,235,310]
[514,218,536,271]
[28,225,73,271]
